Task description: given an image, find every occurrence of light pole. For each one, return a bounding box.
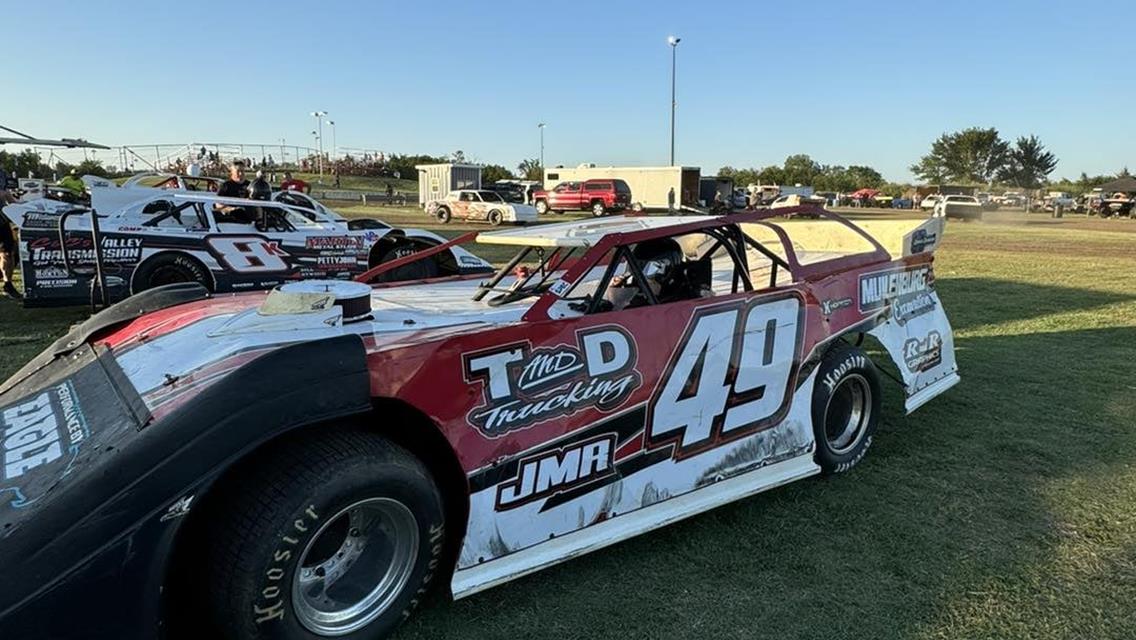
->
[667,35,680,166]
[279,137,286,166]
[311,130,320,173]
[310,110,328,179]
[537,122,546,177]
[328,120,337,162]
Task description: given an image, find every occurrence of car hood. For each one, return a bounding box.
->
[87,279,525,418]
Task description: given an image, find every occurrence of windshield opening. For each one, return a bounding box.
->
[472,245,581,307]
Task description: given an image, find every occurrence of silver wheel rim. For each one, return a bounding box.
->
[292,497,419,636]
[824,373,871,454]
[593,204,603,216]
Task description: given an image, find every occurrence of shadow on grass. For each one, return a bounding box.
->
[393,282,1136,640]
[936,276,1134,332]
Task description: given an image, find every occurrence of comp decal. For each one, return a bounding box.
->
[0,381,90,508]
[463,326,642,438]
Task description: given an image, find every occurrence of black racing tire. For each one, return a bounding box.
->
[370,240,441,283]
[132,252,210,293]
[534,200,549,215]
[811,344,882,475]
[591,201,606,217]
[487,209,504,226]
[435,206,452,224]
[200,427,446,640]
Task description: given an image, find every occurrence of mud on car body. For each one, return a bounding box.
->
[0,208,958,639]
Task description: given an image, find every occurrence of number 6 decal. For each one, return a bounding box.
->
[646,295,803,457]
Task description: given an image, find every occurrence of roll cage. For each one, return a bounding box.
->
[469,207,890,321]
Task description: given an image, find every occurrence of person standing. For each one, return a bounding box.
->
[280,171,309,193]
[385,182,395,205]
[0,167,19,299]
[249,170,272,200]
[667,187,676,215]
[58,169,85,197]
[217,162,250,198]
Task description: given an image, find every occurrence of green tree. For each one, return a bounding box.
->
[516,158,543,181]
[911,127,1009,184]
[75,159,109,178]
[781,154,821,185]
[481,164,514,183]
[997,135,1058,190]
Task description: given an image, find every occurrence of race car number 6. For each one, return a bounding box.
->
[646,296,802,454]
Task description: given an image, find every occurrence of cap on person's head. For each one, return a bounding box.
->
[70,169,77,175]
[256,170,264,178]
[232,160,245,170]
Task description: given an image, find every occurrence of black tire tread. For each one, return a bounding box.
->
[202,427,435,639]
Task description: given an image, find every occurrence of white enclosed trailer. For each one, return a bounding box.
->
[542,164,701,211]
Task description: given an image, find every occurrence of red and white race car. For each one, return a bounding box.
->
[0,208,957,639]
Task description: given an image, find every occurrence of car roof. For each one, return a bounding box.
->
[476,215,717,247]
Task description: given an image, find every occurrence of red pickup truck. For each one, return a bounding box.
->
[532,179,632,216]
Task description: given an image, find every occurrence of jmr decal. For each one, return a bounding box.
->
[495,433,616,509]
[0,381,90,508]
[858,264,933,317]
[464,327,641,437]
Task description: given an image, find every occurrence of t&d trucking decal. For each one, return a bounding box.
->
[463,327,641,438]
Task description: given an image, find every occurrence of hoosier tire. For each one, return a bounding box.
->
[200,428,446,640]
[133,252,210,293]
[370,240,441,283]
[811,344,882,475]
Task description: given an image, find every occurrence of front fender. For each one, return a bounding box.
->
[0,334,372,639]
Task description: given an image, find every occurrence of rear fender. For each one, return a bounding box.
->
[865,266,959,413]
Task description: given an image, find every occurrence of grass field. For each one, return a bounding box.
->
[2,208,1135,639]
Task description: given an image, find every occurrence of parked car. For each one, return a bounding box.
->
[3,191,493,306]
[425,189,539,226]
[770,193,826,209]
[934,194,983,219]
[732,188,749,209]
[919,195,940,210]
[532,179,632,216]
[0,210,957,640]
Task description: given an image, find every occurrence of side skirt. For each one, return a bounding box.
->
[450,453,820,599]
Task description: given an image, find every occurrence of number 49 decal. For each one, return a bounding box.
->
[646,295,803,458]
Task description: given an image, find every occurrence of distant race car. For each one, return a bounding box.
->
[426,189,539,225]
[3,190,493,306]
[0,207,958,639]
[934,195,983,220]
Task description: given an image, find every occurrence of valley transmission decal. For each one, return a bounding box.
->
[0,381,90,508]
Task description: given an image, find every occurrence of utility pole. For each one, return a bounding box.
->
[668,35,681,166]
[310,111,327,179]
[538,122,546,176]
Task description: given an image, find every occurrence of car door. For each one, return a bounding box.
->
[551,182,580,210]
[454,232,811,578]
[467,192,490,221]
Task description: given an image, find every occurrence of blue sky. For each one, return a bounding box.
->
[4,0,1132,182]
